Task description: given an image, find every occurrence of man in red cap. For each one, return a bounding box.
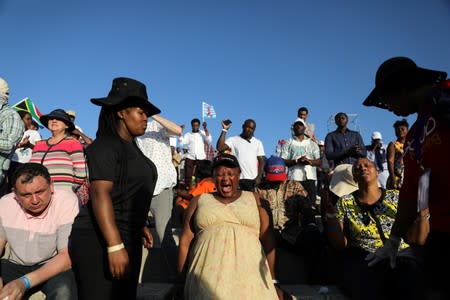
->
[363,57,450,298]
[256,155,323,284]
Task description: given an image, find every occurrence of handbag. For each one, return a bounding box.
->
[75,177,90,206]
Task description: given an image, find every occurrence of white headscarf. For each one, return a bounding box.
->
[0,77,10,106]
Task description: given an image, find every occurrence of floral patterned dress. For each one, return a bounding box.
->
[184,191,278,300]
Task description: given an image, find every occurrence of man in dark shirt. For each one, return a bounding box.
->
[324,112,366,166]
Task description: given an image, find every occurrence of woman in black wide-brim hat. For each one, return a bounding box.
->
[30,108,87,194]
[69,77,160,300]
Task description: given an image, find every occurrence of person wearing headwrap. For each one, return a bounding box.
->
[0,77,24,196]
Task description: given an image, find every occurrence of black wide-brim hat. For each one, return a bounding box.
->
[40,109,75,132]
[91,77,161,116]
[363,57,447,109]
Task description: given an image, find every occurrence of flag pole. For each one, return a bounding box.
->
[201,101,204,123]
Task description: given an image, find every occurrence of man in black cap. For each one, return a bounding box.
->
[363,57,450,298]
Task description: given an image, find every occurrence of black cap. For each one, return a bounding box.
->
[212,153,240,170]
[363,57,447,109]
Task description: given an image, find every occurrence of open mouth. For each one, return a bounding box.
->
[220,183,233,194]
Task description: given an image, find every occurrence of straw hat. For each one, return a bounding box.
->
[329,164,358,197]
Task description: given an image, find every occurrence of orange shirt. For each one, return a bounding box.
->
[190,177,216,197]
[176,177,216,209]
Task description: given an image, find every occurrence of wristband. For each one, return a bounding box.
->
[107,243,125,253]
[221,128,228,133]
[20,275,31,290]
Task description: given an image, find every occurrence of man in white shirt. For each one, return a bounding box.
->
[179,118,212,188]
[280,118,321,207]
[366,131,389,188]
[216,119,265,191]
[136,114,182,280]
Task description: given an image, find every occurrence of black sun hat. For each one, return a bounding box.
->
[40,109,75,132]
[91,77,161,116]
[363,57,447,109]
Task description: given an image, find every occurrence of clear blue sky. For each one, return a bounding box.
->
[2,0,450,155]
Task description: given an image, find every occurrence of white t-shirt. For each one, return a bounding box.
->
[179,130,212,160]
[225,135,265,180]
[12,129,42,163]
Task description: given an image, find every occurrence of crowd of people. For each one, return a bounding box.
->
[0,55,449,300]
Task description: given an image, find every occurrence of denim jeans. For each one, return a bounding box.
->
[0,259,77,300]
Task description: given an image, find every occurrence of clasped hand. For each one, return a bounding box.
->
[0,277,26,300]
[365,236,401,268]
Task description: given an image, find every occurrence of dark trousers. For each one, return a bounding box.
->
[300,179,317,207]
[339,247,424,300]
[184,158,197,188]
[0,259,77,300]
[69,227,142,300]
[424,230,450,299]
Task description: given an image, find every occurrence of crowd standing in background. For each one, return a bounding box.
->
[0,55,449,299]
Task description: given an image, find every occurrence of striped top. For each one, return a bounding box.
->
[30,137,87,192]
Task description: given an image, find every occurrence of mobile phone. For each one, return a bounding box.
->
[223,119,232,125]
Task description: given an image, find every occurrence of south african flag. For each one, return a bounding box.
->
[12,97,44,127]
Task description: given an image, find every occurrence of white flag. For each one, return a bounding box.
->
[202,102,216,119]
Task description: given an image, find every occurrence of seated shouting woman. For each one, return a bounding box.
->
[178,154,283,299]
[324,158,429,300]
